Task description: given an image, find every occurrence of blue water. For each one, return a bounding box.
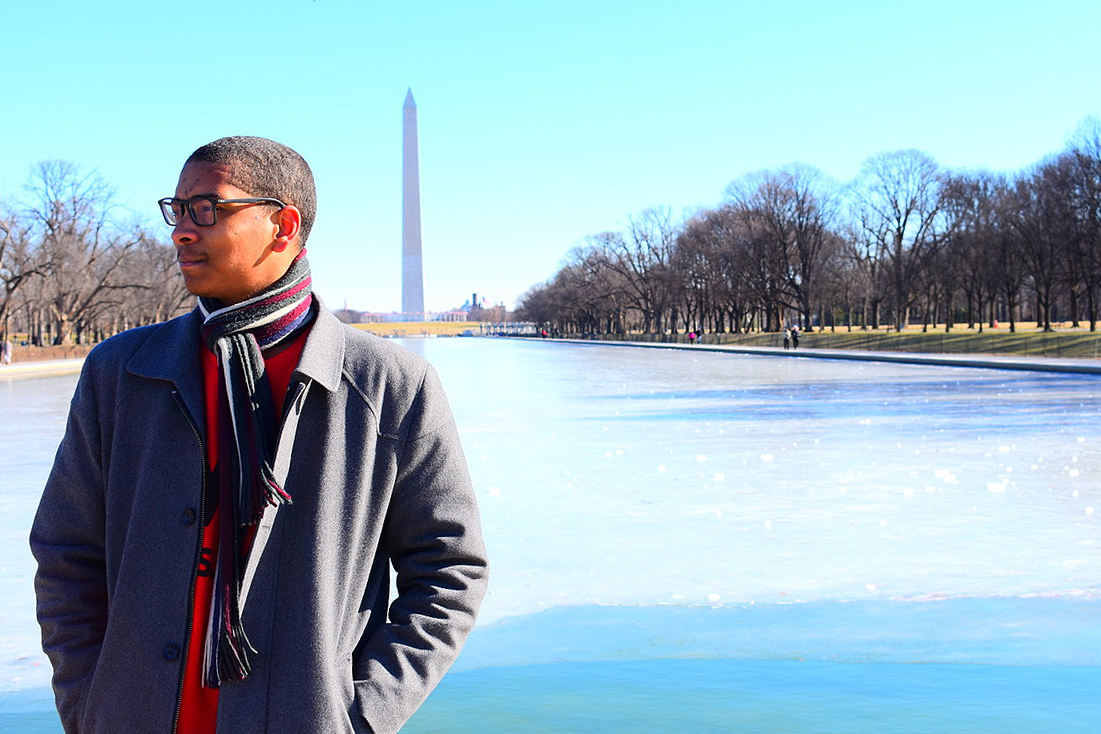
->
[7,657,1095,734]
[398,598,1101,732]
[408,659,1099,734]
[3,339,1100,732]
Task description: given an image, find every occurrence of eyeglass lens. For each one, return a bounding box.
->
[162,197,218,226]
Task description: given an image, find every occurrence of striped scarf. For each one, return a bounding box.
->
[198,249,314,687]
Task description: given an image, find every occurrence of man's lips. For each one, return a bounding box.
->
[177,253,206,267]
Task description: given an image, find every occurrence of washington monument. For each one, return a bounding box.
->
[402,88,425,320]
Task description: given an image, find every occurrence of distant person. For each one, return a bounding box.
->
[783,328,790,350]
[31,136,488,734]
[1,338,11,364]
[791,325,800,349]
[688,331,697,345]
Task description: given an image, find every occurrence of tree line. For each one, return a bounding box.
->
[0,161,189,346]
[515,117,1101,337]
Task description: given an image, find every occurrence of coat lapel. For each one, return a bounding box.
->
[240,303,345,609]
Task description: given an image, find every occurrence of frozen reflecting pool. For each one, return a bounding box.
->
[2,338,1099,732]
[432,339,1101,620]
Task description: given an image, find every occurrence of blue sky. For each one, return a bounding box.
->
[1,0,1098,312]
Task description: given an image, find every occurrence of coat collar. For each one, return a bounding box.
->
[126,309,205,422]
[293,298,346,394]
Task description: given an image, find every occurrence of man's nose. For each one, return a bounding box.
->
[171,216,197,245]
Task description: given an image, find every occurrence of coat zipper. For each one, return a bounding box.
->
[170,388,207,734]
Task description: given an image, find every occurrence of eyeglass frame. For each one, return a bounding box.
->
[157,196,287,227]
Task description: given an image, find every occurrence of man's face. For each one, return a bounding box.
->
[172,160,290,305]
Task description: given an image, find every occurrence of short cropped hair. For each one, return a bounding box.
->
[187,136,317,245]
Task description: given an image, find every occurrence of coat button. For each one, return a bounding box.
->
[163,643,180,661]
[182,508,197,526]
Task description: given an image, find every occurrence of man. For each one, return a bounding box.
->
[30,136,488,734]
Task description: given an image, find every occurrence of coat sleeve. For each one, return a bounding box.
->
[29,365,111,734]
[351,365,489,734]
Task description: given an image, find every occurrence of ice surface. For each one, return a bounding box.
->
[429,339,1101,625]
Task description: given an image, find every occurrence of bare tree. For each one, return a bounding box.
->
[24,161,144,344]
[109,225,191,332]
[939,171,1006,331]
[598,207,680,334]
[725,164,839,330]
[983,181,1029,332]
[0,200,48,340]
[513,282,556,332]
[1007,158,1076,332]
[554,244,628,334]
[675,206,756,334]
[515,243,631,336]
[835,216,886,329]
[726,176,793,330]
[816,227,867,331]
[850,150,942,331]
[1067,116,1101,330]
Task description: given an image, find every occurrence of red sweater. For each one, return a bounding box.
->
[176,332,308,733]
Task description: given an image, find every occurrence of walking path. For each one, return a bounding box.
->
[0,358,85,381]
[552,338,1101,375]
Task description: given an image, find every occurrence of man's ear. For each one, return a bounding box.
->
[272,205,302,253]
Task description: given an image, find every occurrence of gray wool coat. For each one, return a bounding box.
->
[30,303,489,734]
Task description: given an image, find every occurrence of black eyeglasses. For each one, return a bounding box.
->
[157,196,286,227]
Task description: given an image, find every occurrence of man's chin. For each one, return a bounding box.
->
[180,276,212,300]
